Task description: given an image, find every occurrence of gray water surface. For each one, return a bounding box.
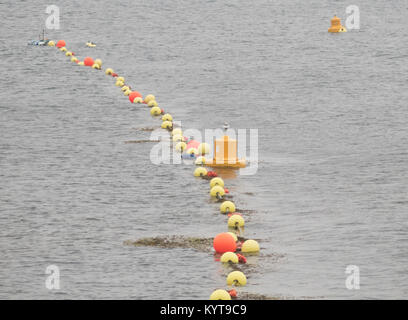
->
[0,0,407,299]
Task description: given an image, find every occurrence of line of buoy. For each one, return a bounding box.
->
[46,39,260,300]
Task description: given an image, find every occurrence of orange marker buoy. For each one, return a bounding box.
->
[205,135,246,169]
[328,15,347,33]
[213,233,237,253]
[128,91,142,103]
[56,40,66,48]
[83,57,94,67]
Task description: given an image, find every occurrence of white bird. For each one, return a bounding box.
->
[223,122,230,131]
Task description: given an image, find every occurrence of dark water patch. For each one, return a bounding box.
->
[237,292,320,300]
[124,236,214,252]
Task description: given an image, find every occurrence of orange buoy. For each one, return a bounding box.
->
[83,57,94,67]
[56,40,66,48]
[213,233,237,253]
[128,91,142,103]
[205,135,246,169]
[328,15,347,33]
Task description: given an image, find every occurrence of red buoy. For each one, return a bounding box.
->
[83,57,94,67]
[213,233,236,253]
[56,40,66,48]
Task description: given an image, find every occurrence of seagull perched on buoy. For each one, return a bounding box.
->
[223,122,230,131]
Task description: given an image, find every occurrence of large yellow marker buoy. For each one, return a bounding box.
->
[198,142,210,155]
[241,239,260,253]
[175,142,187,152]
[172,134,185,143]
[194,167,207,177]
[220,252,239,264]
[133,97,143,104]
[195,156,207,165]
[210,185,225,197]
[328,15,347,32]
[226,271,247,286]
[210,177,224,188]
[161,121,173,130]
[147,100,158,108]
[210,289,231,300]
[150,107,161,116]
[162,114,173,122]
[220,200,235,214]
[94,59,102,67]
[205,136,246,169]
[228,214,245,228]
[144,94,155,103]
[172,128,182,137]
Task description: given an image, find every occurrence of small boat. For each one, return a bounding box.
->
[86,42,96,47]
[28,39,51,46]
[28,29,50,46]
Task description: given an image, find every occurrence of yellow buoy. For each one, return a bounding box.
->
[220,252,239,264]
[172,128,182,136]
[210,177,224,188]
[121,86,129,92]
[227,232,238,242]
[241,240,260,253]
[147,100,158,108]
[70,57,78,63]
[175,142,187,152]
[124,89,132,96]
[78,61,84,66]
[144,94,155,103]
[65,51,72,56]
[220,201,235,214]
[117,76,125,83]
[194,167,207,177]
[205,135,246,169]
[210,185,225,197]
[47,40,55,47]
[115,81,124,87]
[59,47,67,52]
[228,215,245,228]
[172,134,185,142]
[210,289,231,300]
[162,114,173,122]
[105,68,114,75]
[92,63,100,69]
[328,15,347,33]
[94,59,102,67]
[150,106,161,116]
[161,121,173,130]
[226,271,247,286]
[195,156,207,165]
[187,148,198,156]
[133,97,143,103]
[198,142,210,155]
